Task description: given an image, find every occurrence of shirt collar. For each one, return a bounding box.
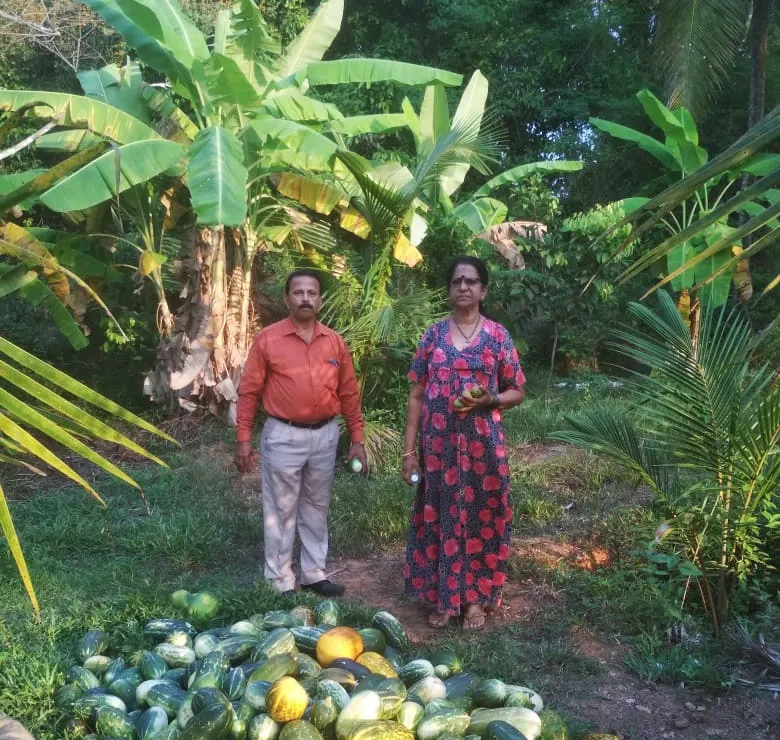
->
[282,316,323,337]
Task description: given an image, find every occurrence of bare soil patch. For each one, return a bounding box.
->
[328,550,780,740]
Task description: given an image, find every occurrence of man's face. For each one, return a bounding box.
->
[284,276,322,321]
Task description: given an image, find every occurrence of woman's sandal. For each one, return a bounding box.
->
[428,611,451,628]
[462,605,487,631]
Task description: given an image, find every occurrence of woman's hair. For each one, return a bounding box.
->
[446,255,489,288]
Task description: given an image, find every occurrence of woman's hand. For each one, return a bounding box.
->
[402,454,421,485]
[458,386,496,411]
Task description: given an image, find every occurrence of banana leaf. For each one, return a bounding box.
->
[275,0,344,79]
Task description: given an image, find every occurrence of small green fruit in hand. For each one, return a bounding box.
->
[348,457,363,474]
[469,386,484,399]
[453,398,466,411]
[171,589,192,610]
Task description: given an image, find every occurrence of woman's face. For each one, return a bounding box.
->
[449,263,486,310]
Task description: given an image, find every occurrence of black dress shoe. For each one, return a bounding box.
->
[301,580,345,597]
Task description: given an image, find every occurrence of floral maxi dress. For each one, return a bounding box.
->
[404,318,526,615]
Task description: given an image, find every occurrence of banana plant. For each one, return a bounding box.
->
[589,89,779,311]
[0,0,468,417]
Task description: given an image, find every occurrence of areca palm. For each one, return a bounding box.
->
[552,291,779,630]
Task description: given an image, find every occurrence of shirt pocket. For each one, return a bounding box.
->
[320,358,340,391]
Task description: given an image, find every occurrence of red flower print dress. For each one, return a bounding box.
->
[404,319,526,615]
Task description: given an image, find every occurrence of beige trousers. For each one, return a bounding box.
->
[260,417,340,592]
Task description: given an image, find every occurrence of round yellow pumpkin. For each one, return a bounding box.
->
[266,676,308,723]
[315,626,364,667]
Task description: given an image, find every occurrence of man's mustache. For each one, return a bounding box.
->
[298,304,314,309]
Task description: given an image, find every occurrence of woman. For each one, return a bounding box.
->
[402,256,526,629]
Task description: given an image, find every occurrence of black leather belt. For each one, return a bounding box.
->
[268,415,335,429]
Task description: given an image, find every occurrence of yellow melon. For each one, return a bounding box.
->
[266,676,308,723]
[356,651,399,678]
[315,625,364,667]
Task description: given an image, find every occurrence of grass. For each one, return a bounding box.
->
[0,380,771,737]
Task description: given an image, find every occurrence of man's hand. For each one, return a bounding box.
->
[348,442,368,475]
[234,441,259,474]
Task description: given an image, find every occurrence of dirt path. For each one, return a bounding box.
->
[328,550,780,740]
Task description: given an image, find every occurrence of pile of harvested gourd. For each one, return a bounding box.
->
[56,593,581,740]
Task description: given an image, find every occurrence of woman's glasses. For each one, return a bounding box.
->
[450,277,481,287]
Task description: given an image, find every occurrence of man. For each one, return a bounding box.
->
[235,269,367,597]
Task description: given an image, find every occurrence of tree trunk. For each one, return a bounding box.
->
[736,0,773,302]
[144,225,260,422]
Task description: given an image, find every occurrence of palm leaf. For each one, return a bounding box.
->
[655,0,749,115]
[0,482,39,618]
[0,337,176,442]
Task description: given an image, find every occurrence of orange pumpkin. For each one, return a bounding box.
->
[315,626,364,667]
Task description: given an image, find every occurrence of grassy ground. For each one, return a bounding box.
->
[0,378,775,738]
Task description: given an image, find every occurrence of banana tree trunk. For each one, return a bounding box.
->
[144,225,259,422]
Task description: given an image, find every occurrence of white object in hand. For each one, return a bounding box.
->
[410,472,421,485]
[349,457,363,474]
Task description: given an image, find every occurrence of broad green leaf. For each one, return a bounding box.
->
[401,96,421,150]
[0,142,110,214]
[637,88,686,139]
[0,265,38,298]
[739,153,780,177]
[324,114,407,136]
[198,53,260,109]
[36,130,104,153]
[275,0,344,79]
[473,160,583,198]
[452,197,508,234]
[0,481,39,618]
[0,89,159,144]
[666,240,697,290]
[0,101,52,148]
[665,135,707,174]
[39,139,184,212]
[115,0,209,67]
[300,59,463,88]
[0,170,46,210]
[590,117,681,172]
[77,62,151,123]
[0,337,177,442]
[419,84,450,156]
[138,83,199,142]
[247,117,338,170]
[263,90,342,123]
[18,279,88,350]
[441,70,490,195]
[674,106,700,146]
[187,126,248,226]
[81,0,202,104]
[695,248,732,307]
[215,0,280,91]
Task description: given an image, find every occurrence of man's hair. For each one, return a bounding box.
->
[285,269,323,294]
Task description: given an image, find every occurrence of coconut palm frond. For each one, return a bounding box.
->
[655,0,750,115]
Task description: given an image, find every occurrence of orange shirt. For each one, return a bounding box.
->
[236,317,364,444]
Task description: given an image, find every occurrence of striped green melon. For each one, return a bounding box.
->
[467,708,542,740]
[278,719,323,739]
[246,713,280,740]
[334,690,382,740]
[370,612,408,652]
[344,720,414,739]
